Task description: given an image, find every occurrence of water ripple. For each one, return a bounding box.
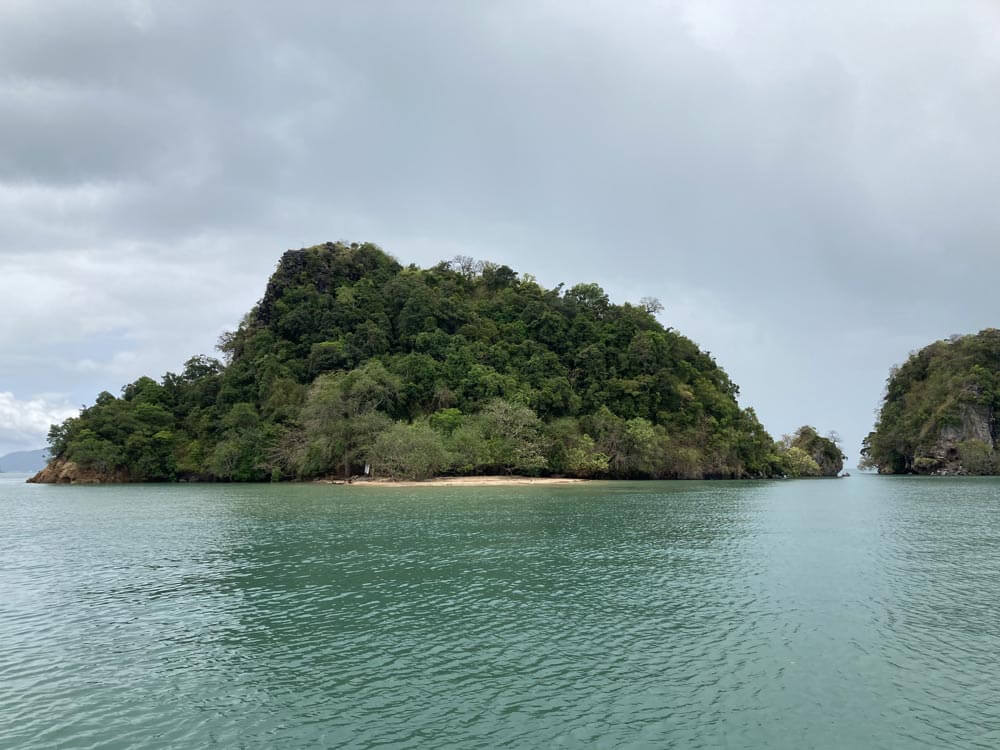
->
[2,476,1000,748]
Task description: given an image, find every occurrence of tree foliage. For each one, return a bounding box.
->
[369,421,450,480]
[778,446,822,478]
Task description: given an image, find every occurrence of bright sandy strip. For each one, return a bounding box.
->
[318,476,587,487]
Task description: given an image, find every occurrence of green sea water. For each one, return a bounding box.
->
[2,474,999,748]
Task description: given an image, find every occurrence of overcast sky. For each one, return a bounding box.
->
[3,0,1000,461]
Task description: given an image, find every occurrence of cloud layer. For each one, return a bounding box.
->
[0,392,77,452]
[3,0,1000,458]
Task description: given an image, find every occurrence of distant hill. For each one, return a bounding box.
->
[0,448,49,473]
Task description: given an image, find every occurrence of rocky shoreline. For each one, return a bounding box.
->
[27,458,129,485]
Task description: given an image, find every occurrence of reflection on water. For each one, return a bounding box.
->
[1,476,999,748]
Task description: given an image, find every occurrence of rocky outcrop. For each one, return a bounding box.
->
[27,458,130,484]
[912,404,996,475]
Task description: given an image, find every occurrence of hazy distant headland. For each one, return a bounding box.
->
[1,449,48,474]
[31,242,843,485]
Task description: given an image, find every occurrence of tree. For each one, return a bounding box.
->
[479,399,547,474]
[309,340,351,376]
[780,446,822,477]
[369,421,450,479]
[182,355,224,381]
[544,418,609,477]
[583,408,662,477]
[429,408,464,435]
[640,296,663,315]
[208,403,271,481]
[66,429,123,474]
[300,361,400,477]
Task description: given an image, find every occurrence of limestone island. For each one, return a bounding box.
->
[862,329,1000,475]
[31,242,839,484]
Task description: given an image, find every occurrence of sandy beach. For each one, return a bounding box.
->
[317,476,588,487]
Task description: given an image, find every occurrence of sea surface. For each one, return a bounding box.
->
[2,473,999,749]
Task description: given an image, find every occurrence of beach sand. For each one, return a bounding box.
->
[318,475,587,487]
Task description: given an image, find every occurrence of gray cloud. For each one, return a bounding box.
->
[2,0,999,457]
[0,391,77,451]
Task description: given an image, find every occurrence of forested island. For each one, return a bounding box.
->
[862,329,1000,475]
[31,242,842,484]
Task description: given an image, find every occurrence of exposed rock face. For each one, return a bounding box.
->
[913,404,996,475]
[941,403,994,446]
[27,458,130,484]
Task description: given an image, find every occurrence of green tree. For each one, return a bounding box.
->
[369,421,451,479]
[65,429,123,474]
[299,361,400,477]
[779,446,822,477]
[208,403,271,481]
[478,399,547,474]
[544,419,610,477]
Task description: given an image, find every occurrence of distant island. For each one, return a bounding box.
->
[862,329,1000,475]
[1,448,49,474]
[31,242,841,484]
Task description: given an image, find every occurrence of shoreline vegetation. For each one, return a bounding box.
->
[32,242,844,485]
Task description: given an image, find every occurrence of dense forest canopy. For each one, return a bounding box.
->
[43,242,833,482]
[862,329,1000,475]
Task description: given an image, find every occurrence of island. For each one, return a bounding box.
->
[778,426,844,478]
[861,329,1000,474]
[32,242,837,484]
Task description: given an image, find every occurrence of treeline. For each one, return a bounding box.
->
[862,329,1000,474]
[46,242,834,481]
